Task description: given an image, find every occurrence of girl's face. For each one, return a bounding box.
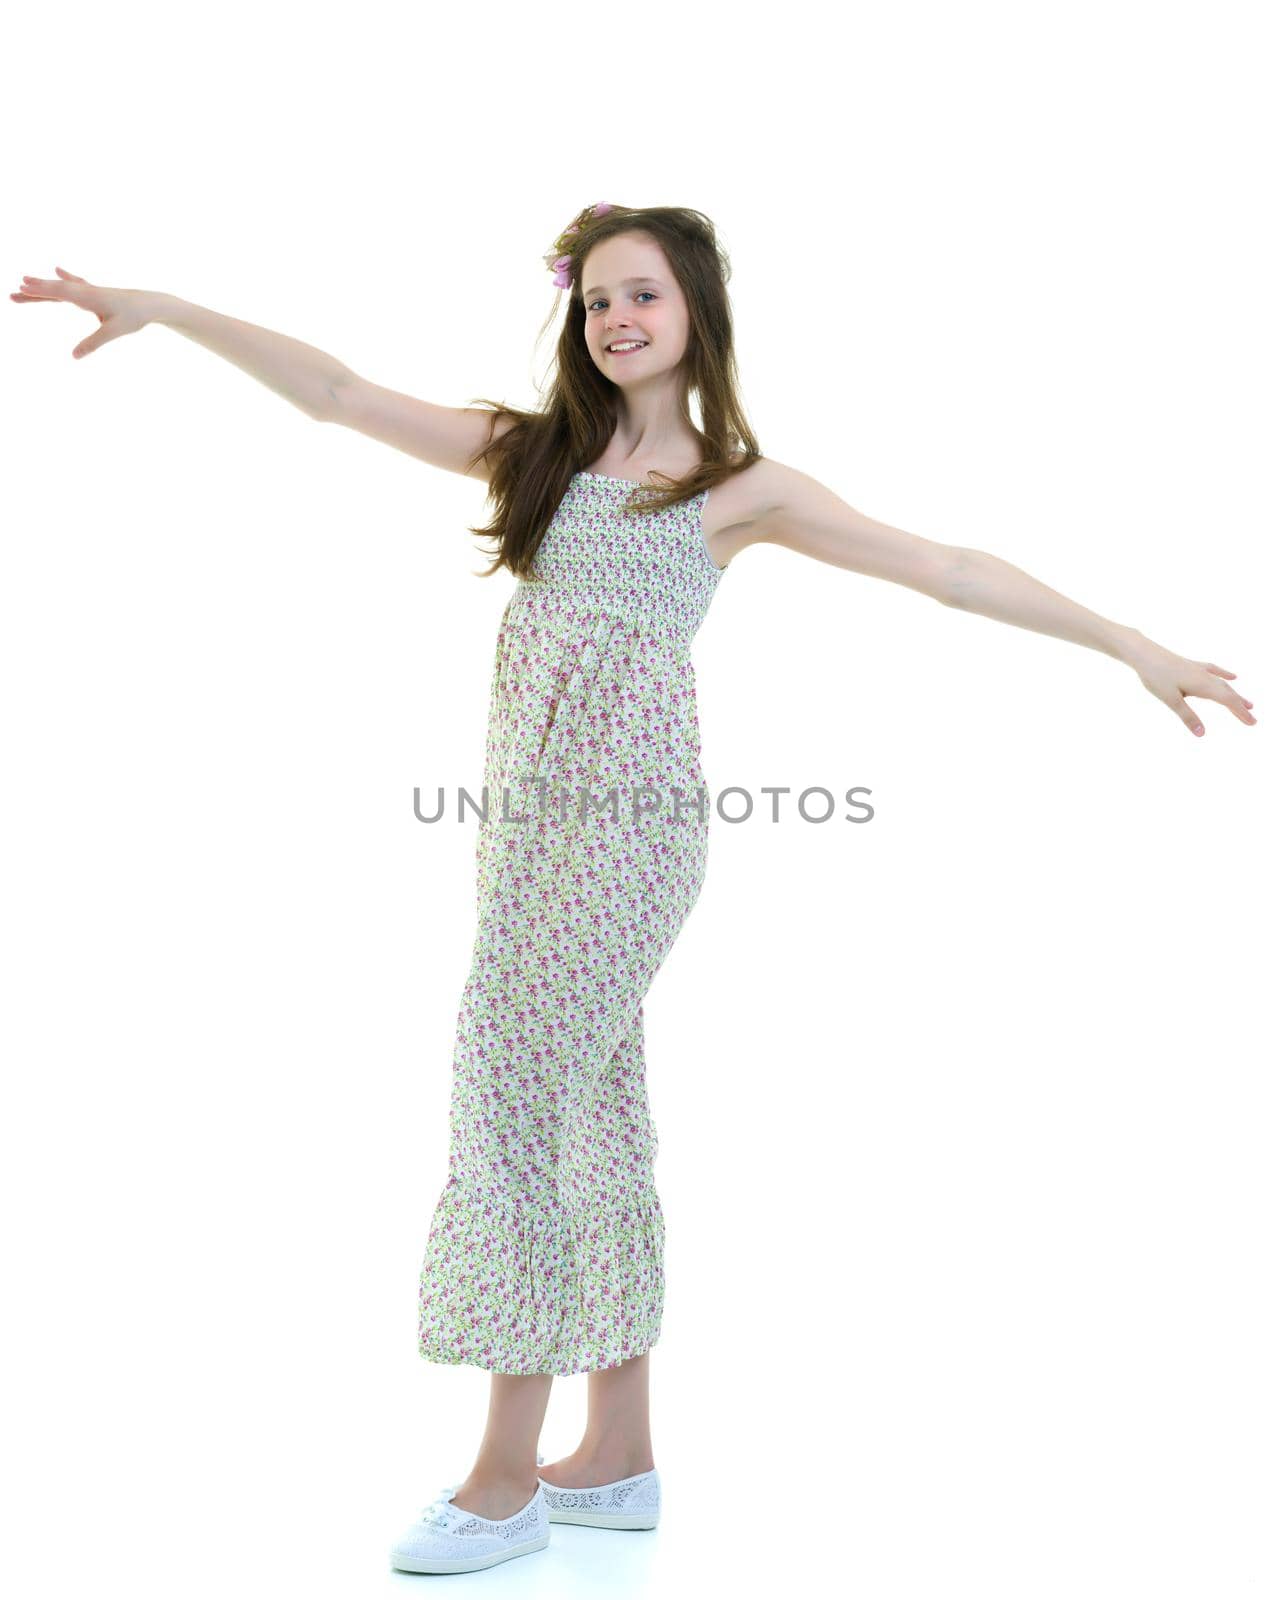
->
[581,232,690,386]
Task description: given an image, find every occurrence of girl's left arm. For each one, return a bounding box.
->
[749,460,1256,739]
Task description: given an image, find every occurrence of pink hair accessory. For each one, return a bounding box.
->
[543,202,615,290]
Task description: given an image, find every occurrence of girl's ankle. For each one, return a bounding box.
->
[572,1446,655,1477]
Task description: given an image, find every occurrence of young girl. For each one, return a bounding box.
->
[13,202,1256,1578]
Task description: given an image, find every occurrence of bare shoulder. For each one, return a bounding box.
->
[711,455,958,597]
[702,454,797,569]
[703,454,790,532]
[715,454,873,548]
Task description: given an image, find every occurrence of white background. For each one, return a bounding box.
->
[3,2,1275,1596]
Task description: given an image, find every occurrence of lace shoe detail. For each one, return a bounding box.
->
[390,1482,548,1569]
[415,1483,545,1540]
[538,1468,661,1515]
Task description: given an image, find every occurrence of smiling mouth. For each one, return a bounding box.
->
[606,341,649,355]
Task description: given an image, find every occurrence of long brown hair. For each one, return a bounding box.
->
[462,204,761,579]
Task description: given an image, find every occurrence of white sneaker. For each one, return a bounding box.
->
[388,1480,550,1573]
[534,1452,662,1529]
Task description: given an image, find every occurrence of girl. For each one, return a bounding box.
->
[13,202,1256,1577]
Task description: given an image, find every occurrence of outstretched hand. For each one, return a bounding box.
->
[1123,631,1256,737]
[11,266,152,358]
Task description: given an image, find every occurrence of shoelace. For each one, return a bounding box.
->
[418,1485,470,1531]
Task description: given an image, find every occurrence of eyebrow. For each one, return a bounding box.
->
[582,276,663,299]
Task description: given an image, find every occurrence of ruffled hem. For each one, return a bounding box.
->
[417,1178,665,1377]
[417,1335,660,1378]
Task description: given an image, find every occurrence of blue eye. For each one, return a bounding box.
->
[588,291,657,312]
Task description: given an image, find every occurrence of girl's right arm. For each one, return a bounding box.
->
[13,267,507,481]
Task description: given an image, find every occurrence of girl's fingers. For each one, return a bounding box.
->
[1171,677,1257,734]
[72,327,109,359]
[1193,661,1255,719]
[1224,687,1257,721]
[20,269,86,293]
[1191,677,1256,724]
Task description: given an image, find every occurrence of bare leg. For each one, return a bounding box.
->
[538,1351,656,1488]
[450,1372,555,1519]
